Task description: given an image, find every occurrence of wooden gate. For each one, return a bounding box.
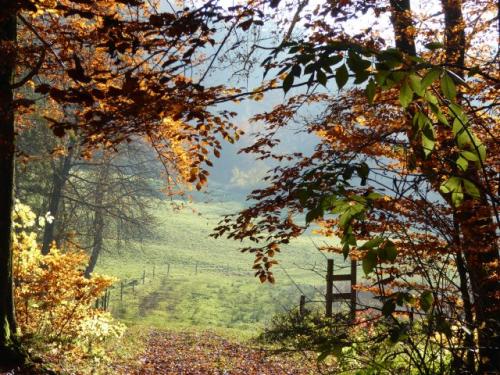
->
[325,258,357,320]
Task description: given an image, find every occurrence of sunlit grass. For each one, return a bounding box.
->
[95,200,346,338]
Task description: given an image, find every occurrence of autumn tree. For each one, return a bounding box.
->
[214,0,499,372]
[15,108,160,267]
[64,145,159,277]
[0,0,243,365]
[15,119,78,254]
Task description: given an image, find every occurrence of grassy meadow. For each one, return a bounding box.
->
[95,200,352,336]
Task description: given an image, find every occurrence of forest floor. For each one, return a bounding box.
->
[112,330,318,375]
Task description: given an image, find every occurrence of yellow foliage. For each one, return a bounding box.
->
[12,201,125,367]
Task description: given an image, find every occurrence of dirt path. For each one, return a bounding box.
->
[117,330,316,375]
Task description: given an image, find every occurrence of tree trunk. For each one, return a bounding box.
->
[84,206,104,278]
[440,1,499,372]
[389,0,416,56]
[454,241,476,373]
[84,155,110,278]
[0,4,24,365]
[458,202,500,374]
[41,138,76,255]
[389,0,499,372]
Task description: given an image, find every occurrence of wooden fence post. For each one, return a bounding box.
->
[167,263,170,277]
[350,260,357,321]
[195,262,198,275]
[325,259,357,320]
[326,259,333,318]
[299,295,306,316]
[152,264,155,279]
[120,281,124,302]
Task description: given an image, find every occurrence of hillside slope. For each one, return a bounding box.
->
[96,200,350,334]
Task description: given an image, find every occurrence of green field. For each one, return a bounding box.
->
[95,200,352,336]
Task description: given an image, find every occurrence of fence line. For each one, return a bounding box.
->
[95,261,256,311]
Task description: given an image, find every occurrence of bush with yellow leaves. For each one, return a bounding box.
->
[12,201,126,369]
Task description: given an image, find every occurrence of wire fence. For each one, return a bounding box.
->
[95,261,259,311]
[95,258,360,318]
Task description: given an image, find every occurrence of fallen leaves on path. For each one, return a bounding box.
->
[120,330,317,375]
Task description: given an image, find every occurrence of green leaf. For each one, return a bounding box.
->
[332,202,349,215]
[353,70,369,84]
[379,48,403,64]
[357,162,369,185]
[342,166,354,181]
[339,209,354,228]
[413,110,427,130]
[424,91,438,105]
[440,176,461,194]
[421,68,441,89]
[477,143,486,162]
[347,51,371,72]
[452,117,469,148]
[366,78,376,104]
[440,72,456,101]
[449,103,467,122]
[420,291,433,312]
[399,80,413,108]
[362,249,377,275]
[325,55,343,67]
[382,299,396,316]
[442,179,465,207]
[463,179,480,199]
[456,156,468,172]
[425,42,444,50]
[452,190,464,207]
[461,150,479,161]
[295,189,310,206]
[291,64,301,77]
[335,64,349,90]
[409,55,426,64]
[342,242,350,259]
[367,192,383,200]
[391,71,406,83]
[305,207,323,223]
[317,69,327,86]
[304,63,316,75]
[381,240,397,262]
[429,103,449,126]
[296,53,313,64]
[422,132,435,157]
[320,195,337,210]
[421,121,435,157]
[359,237,384,250]
[283,72,294,93]
[322,63,332,74]
[408,74,424,96]
[350,195,367,204]
[375,69,391,86]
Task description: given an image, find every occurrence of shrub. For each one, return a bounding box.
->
[261,308,453,374]
[12,201,126,371]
